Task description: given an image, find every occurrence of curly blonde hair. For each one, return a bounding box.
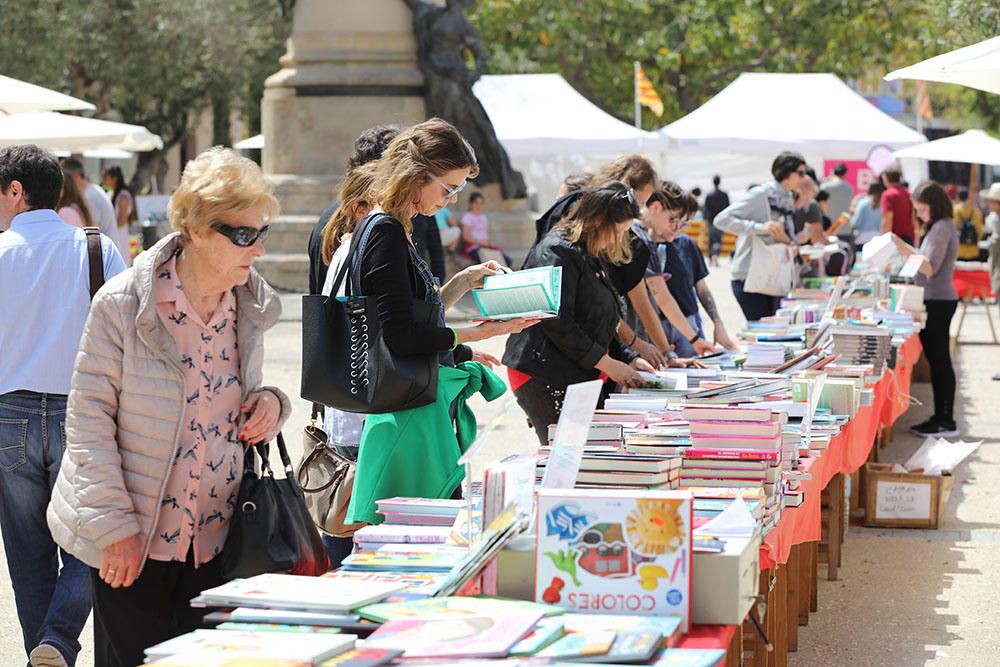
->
[169,147,279,242]
[370,118,479,233]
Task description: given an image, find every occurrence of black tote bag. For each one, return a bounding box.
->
[301,214,439,414]
[221,433,329,579]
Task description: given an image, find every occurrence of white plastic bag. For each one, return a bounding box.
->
[744,235,795,296]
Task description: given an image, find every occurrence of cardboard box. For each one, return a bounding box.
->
[863,463,954,529]
[692,533,761,625]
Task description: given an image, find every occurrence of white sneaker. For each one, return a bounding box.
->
[29,644,68,667]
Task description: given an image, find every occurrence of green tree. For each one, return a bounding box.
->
[0,1,289,190]
[469,0,997,131]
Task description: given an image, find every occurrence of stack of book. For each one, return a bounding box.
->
[622,421,692,456]
[375,497,464,526]
[743,343,790,372]
[825,324,892,374]
[544,422,624,453]
[678,406,785,532]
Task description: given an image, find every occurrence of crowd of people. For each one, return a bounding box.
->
[1,115,998,667]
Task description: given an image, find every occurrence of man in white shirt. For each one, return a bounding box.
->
[60,157,118,249]
[0,145,126,667]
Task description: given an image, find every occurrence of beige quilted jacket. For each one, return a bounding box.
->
[47,233,291,570]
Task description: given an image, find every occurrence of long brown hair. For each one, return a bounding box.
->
[589,155,658,191]
[58,168,92,226]
[321,163,378,264]
[557,181,640,264]
[369,118,479,233]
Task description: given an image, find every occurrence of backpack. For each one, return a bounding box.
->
[957,210,978,246]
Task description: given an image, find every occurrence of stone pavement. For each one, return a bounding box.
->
[1,259,997,666]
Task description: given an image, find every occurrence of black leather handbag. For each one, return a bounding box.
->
[221,433,329,579]
[301,213,439,414]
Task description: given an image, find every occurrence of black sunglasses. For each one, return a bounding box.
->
[211,222,270,247]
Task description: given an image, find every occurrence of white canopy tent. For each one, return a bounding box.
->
[234,134,264,150]
[0,75,95,114]
[0,110,162,152]
[473,73,670,207]
[658,73,928,192]
[885,36,1000,96]
[893,129,1000,166]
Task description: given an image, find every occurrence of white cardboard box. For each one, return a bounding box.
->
[692,533,761,625]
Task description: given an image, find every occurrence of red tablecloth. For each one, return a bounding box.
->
[677,624,735,665]
[953,268,995,300]
[759,334,919,569]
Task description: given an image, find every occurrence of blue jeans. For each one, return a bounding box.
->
[0,392,91,665]
[661,313,704,357]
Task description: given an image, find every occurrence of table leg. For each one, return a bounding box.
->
[787,545,800,651]
[827,473,843,580]
[798,542,812,625]
[986,298,999,344]
[810,542,818,613]
[956,295,970,342]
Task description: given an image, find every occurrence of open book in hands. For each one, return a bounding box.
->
[471,266,562,321]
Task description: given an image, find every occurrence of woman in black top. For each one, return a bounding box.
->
[504,182,653,445]
[358,118,535,365]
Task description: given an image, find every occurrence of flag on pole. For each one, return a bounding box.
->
[635,63,664,117]
[916,80,933,121]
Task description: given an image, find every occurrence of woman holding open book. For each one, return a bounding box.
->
[340,119,538,526]
[503,181,653,445]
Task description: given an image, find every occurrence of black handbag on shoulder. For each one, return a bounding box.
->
[301,213,439,414]
[221,433,330,579]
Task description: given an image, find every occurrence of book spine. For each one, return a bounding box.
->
[683,448,780,461]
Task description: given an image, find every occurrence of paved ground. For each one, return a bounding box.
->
[1,258,998,666]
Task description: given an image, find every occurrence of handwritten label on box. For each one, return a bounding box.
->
[874,480,932,521]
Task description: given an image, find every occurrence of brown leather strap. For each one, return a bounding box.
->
[84,227,104,300]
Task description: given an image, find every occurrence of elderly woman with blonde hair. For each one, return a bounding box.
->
[47,147,291,667]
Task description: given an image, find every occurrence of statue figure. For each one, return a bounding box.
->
[403,0,527,199]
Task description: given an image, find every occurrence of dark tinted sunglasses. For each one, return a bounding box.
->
[211,222,270,247]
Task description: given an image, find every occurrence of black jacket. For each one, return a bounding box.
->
[503,229,636,388]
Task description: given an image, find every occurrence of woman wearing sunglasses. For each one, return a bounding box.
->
[715,151,806,321]
[342,118,538,527]
[48,147,291,666]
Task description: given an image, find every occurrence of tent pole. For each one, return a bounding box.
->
[634,61,641,130]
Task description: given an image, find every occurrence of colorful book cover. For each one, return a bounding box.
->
[144,630,357,664]
[574,630,662,663]
[535,630,617,659]
[363,612,543,659]
[216,623,342,635]
[357,595,561,623]
[535,489,693,632]
[317,648,402,667]
[339,549,462,572]
[509,618,565,656]
[146,655,308,667]
[320,570,447,597]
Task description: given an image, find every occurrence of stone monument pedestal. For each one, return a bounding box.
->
[256,0,535,291]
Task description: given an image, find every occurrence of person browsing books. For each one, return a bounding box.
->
[342,119,537,524]
[503,182,655,445]
[646,182,738,354]
[47,148,292,667]
[890,181,960,438]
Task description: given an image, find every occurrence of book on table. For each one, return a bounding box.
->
[471,266,562,320]
[196,574,408,612]
[362,612,543,659]
[144,629,357,665]
[356,594,563,624]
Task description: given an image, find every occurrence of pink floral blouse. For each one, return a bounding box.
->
[149,253,243,566]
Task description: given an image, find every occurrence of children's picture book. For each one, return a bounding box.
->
[215,623,343,635]
[573,630,662,663]
[535,630,617,659]
[146,655,308,667]
[320,570,447,597]
[358,595,562,624]
[362,612,543,659]
[317,648,402,667]
[339,549,463,572]
[508,617,566,656]
[374,497,465,516]
[197,574,408,612]
[535,489,693,632]
[144,629,357,665]
[472,266,562,321]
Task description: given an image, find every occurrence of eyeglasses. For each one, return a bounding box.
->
[211,221,270,247]
[430,173,468,199]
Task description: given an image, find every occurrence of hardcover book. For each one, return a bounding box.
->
[363,612,543,659]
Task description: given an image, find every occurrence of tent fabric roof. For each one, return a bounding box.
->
[659,72,926,157]
[885,36,1000,96]
[0,74,95,114]
[473,73,669,157]
[0,111,163,152]
[893,129,1000,166]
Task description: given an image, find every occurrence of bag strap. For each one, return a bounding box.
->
[328,212,381,299]
[84,227,104,300]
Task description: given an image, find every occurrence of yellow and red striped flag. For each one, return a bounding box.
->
[635,63,664,117]
[916,80,933,121]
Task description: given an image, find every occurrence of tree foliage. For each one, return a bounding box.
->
[469,0,1000,132]
[0,0,288,189]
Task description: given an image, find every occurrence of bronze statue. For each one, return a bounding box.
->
[403,0,527,199]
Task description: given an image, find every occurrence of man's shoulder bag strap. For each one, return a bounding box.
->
[84,227,104,300]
